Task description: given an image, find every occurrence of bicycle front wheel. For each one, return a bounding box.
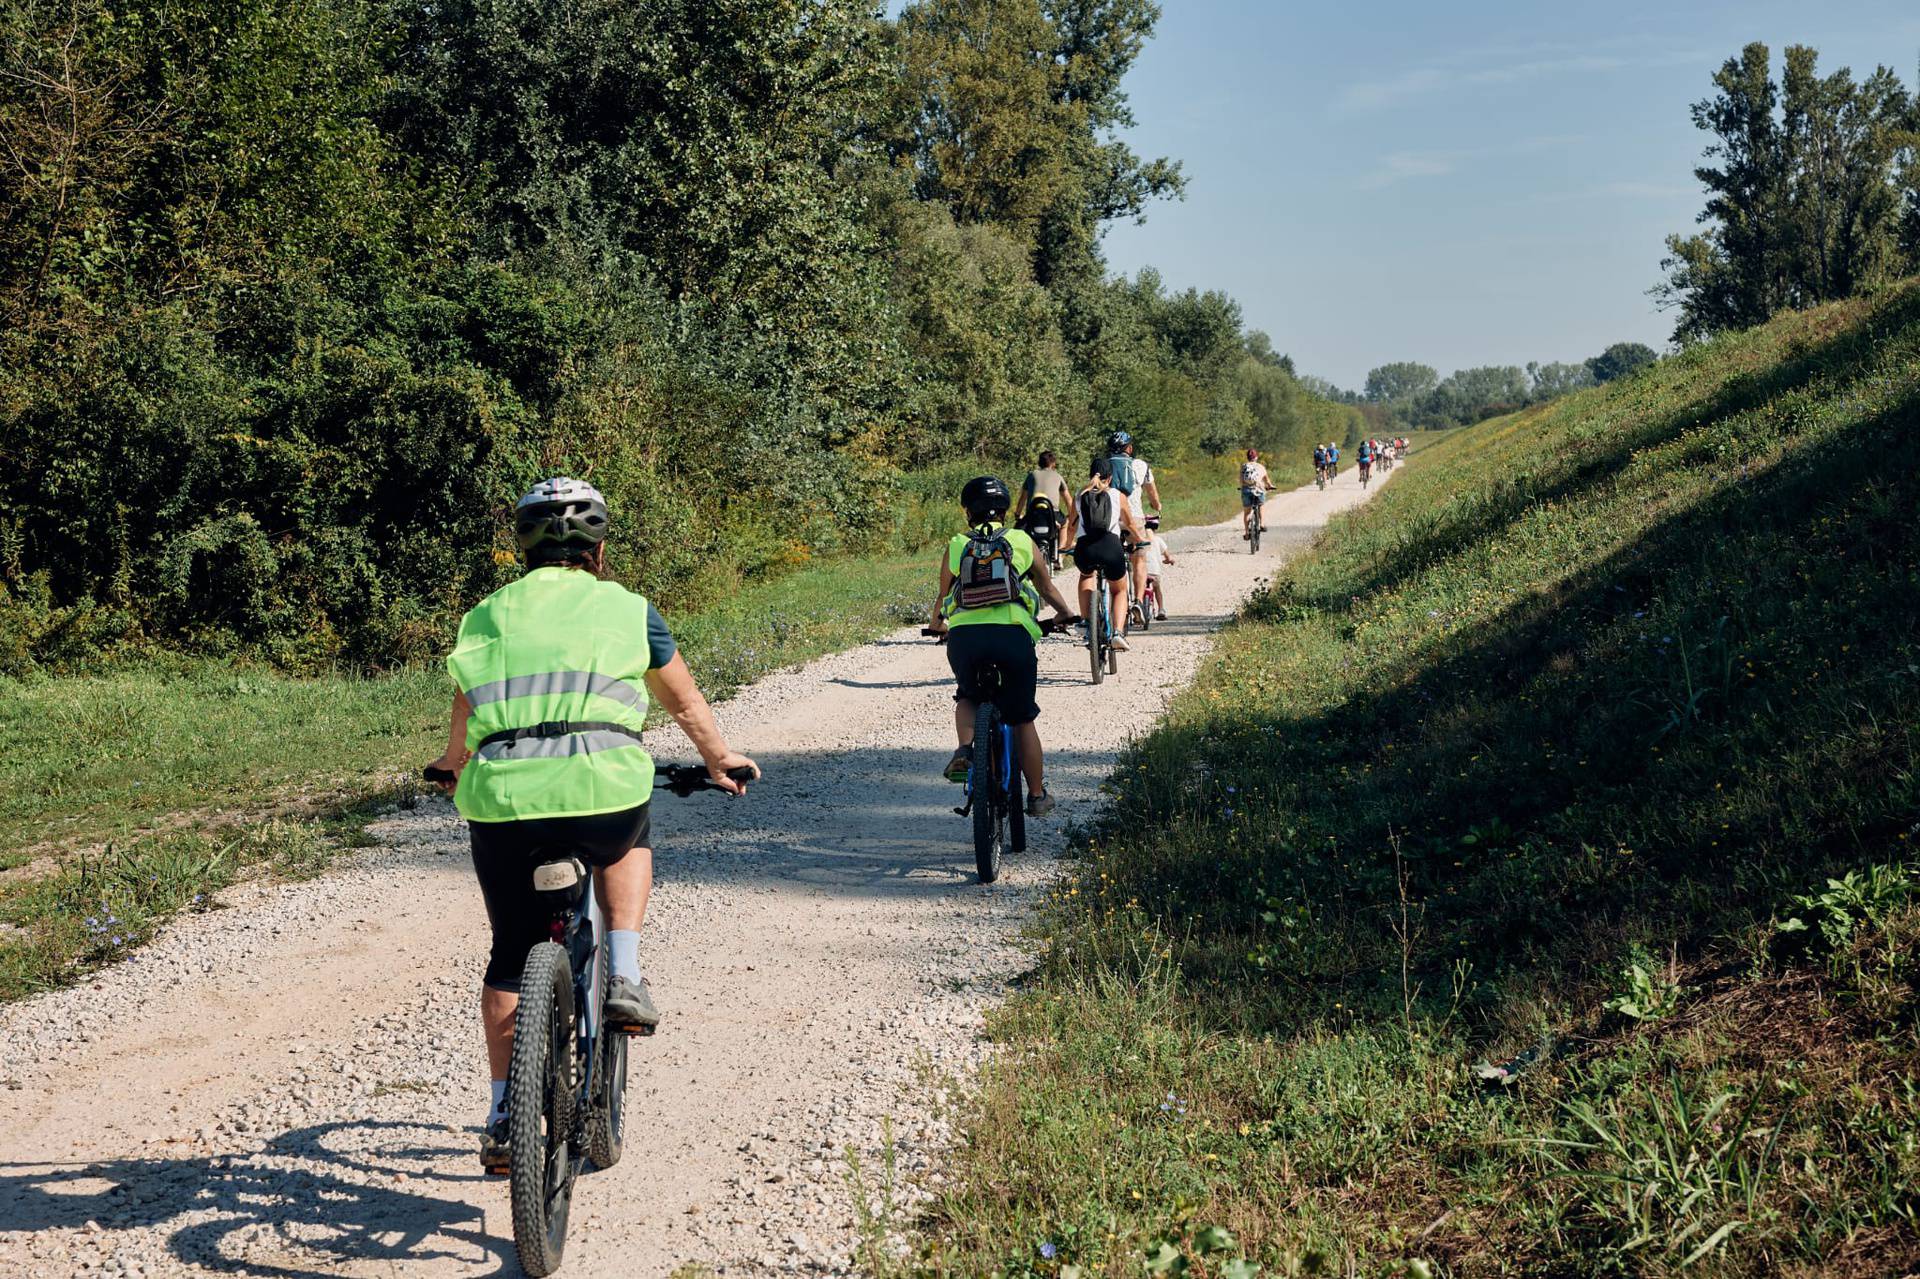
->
[972,704,1004,883]
[509,941,577,1278]
[1008,739,1026,854]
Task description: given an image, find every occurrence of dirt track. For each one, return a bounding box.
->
[0,465,1392,1278]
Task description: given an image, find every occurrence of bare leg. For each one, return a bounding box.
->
[955,699,976,746]
[482,986,516,1081]
[594,847,652,933]
[484,846,653,1080]
[1130,552,1147,609]
[1077,575,1094,619]
[1012,721,1044,793]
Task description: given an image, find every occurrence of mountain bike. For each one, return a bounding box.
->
[1086,578,1119,684]
[1360,459,1372,488]
[423,760,753,1277]
[923,620,1070,882]
[1249,502,1265,554]
[1140,574,1162,624]
[1315,464,1327,491]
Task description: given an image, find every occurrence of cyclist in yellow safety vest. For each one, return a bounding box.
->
[926,476,1078,817]
[425,476,758,1172]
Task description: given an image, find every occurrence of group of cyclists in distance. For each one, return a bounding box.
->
[420,427,1311,1174]
[1315,435,1409,488]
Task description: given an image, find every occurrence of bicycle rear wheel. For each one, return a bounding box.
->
[971,704,1004,883]
[509,941,577,1278]
[584,943,626,1170]
[1089,600,1105,685]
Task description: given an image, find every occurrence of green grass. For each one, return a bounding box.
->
[0,453,1261,999]
[902,285,1920,1277]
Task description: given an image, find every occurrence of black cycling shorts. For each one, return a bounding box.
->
[1074,533,1128,582]
[945,623,1040,725]
[469,802,651,992]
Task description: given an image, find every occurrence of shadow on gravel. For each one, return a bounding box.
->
[652,743,1152,894]
[0,1119,512,1277]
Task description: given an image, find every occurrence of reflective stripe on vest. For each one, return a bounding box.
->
[464,671,646,712]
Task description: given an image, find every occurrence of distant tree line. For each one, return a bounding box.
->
[1301,342,1659,432]
[1658,42,1920,342]
[0,0,1358,671]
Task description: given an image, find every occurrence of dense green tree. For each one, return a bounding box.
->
[1587,342,1659,383]
[1363,362,1440,403]
[891,0,1181,287]
[1526,361,1594,398]
[1659,42,1915,342]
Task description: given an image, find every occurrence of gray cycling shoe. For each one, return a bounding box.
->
[605,976,661,1035]
[1026,790,1057,818]
[480,1116,511,1174]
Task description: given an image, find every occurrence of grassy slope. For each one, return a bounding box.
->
[0,455,1261,998]
[907,287,1920,1277]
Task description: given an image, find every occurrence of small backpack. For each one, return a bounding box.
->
[950,526,1026,613]
[1108,455,1136,495]
[1240,460,1262,487]
[1077,487,1115,536]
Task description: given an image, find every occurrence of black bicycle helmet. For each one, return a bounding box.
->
[515,476,609,564]
[1106,429,1133,453]
[960,475,1011,524]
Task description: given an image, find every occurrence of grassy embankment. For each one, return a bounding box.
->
[0,454,1265,999]
[896,286,1920,1276]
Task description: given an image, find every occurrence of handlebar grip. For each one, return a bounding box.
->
[422,765,457,785]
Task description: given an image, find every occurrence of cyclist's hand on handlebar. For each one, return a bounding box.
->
[422,753,464,794]
[706,751,759,795]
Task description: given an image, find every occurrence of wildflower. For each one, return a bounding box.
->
[1040,1242,1057,1260]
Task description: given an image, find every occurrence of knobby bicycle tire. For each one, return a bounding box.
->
[972,702,1003,883]
[1090,599,1106,685]
[509,941,577,1278]
[584,943,626,1170]
[1008,743,1026,854]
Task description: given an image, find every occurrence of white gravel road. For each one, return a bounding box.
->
[0,465,1391,1279]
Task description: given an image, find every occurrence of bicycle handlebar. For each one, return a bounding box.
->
[421,762,757,797]
[922,615,1078,639]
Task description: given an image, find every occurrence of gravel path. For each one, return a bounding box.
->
[0,467,1391,1279]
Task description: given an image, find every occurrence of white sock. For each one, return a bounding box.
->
[488,1078,507,1122]
[609,930,642,983]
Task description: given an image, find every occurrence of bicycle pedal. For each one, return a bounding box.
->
[611,1020,658,1037]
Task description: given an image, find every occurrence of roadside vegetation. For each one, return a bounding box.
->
[905,283,1920,1276]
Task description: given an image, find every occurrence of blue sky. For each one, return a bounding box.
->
[1097,1,1920,389]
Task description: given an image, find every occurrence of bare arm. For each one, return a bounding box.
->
[426,691,473,793]
[644,654,759,794]
[928,549,955,634]
[1144,477,1162,513]
[1026,555,1076,617]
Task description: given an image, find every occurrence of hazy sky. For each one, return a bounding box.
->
[1097,0,1920,388]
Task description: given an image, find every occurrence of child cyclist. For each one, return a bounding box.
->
[926,476,1078,816]
[1142,525,1176,620]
